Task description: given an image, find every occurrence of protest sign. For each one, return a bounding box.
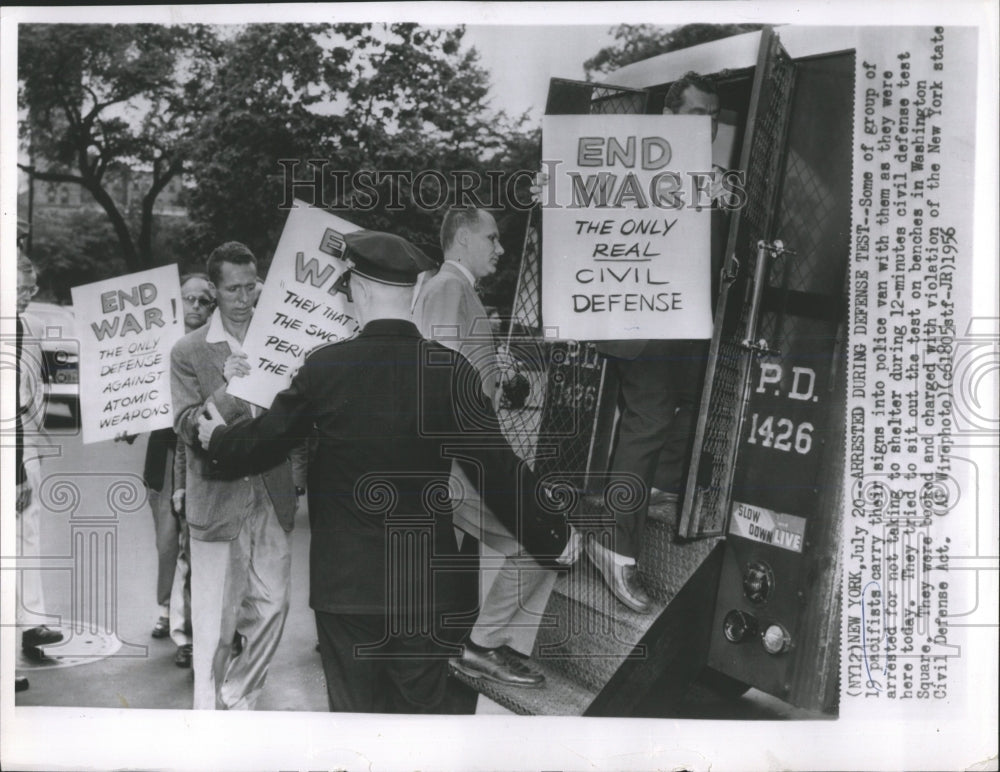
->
[72,265,184,444]
[227,201,362,408]
[541,114,714,340]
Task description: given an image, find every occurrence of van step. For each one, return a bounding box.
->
[448,658,595,716]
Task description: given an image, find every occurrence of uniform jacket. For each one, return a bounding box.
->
[206,319,569,615]
[171,323,299,541]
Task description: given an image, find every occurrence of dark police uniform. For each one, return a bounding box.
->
[204,231,569,713]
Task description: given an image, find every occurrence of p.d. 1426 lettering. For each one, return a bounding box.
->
[747,413,814,454]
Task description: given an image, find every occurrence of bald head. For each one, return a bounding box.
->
[440,208,503,280]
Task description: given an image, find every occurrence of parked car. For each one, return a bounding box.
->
[21,301,80,422]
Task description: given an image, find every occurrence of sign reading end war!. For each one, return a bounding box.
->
[72,265,184,444]
[227,201,362,409]
[541,114,713,341]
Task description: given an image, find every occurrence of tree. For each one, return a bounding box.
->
[583,23,764,79]
[179,23,347,267]
[183,24,539,277]
[18,24,218,272]
[29,209,126,304]
[20,22,543,309]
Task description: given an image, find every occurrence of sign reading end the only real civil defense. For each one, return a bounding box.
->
[541,114,714,341]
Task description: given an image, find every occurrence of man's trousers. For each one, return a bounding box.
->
[606,340,707,559]
[16,456,54,629]
[147,445,179,617]
[450,462,557,655]
[315,610,450,713]
[189,484,291,710]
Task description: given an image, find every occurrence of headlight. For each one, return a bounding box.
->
[761,623,791,655]
[723,609,759,643]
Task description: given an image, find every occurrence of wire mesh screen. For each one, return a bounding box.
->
[589,86,650,115]
[686,40,796,535]
[496,80,651,478]
[759,146,844,350]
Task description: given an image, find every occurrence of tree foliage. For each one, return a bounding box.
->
[29,210,126,304]
[184,23,538,282]
[583,23,764,79]
[18,24,217,271]
[19,22,542,311]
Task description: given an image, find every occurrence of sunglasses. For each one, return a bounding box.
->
[183,294,214,308]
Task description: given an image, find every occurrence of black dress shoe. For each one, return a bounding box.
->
[22,626,64,650]
[450,645,545,688]
[151,616,170,639]
[586,540,653,614]
[15,676,29,692]
[174,644,193,668]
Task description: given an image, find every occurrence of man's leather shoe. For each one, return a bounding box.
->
[450,645,545,688]
[22,626,63,650]
[174,644,192,668]
[586,539,653,614]
[151,616,170,638]
[15,676,29,692]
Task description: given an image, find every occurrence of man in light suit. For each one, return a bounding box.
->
[170,241,302,710]
[413,207,558,688]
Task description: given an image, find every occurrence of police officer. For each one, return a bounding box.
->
[197,230,579,713]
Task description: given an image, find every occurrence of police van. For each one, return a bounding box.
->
[459,25,852,718]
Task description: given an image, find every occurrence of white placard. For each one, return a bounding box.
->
[226,201,362,408]
[541,114,713,340]
[71,265,184,443]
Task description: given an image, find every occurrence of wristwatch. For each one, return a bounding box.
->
[295,486,306,497]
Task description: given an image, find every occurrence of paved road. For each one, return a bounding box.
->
[14,407,327,712]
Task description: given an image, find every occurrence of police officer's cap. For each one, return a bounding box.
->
[343,230,435,287]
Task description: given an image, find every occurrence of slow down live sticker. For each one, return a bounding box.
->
[728,501,807,553]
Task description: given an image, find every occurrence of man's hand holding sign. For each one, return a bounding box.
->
[223,351,251,382]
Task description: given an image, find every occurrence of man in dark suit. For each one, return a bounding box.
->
[170,242,303,710]
[198,230,578,713]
